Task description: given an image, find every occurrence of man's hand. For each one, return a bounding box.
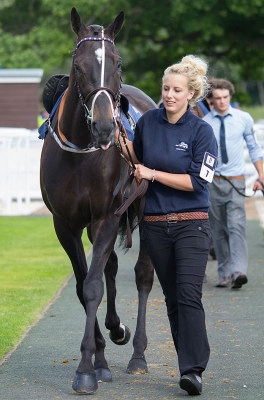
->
[253,178,264,193]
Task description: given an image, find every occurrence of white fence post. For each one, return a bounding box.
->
[0,128,44,215]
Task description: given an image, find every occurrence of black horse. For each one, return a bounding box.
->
[40,8,156,394]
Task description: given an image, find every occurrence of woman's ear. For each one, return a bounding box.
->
[188,91,195,100]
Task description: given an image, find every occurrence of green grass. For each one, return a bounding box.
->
[242,106,264,123]
[0,216,91,360]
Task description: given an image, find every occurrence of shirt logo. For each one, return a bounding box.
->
[175,141,188,151]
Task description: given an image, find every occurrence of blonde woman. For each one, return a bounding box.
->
[116,55,217,395]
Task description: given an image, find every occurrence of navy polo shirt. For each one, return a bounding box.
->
[133,107,218,215]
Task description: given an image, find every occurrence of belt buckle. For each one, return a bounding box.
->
[166,213,178,223]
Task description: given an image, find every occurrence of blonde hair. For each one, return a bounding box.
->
[162,55,210,107]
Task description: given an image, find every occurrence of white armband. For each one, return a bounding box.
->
[200,152,218,183]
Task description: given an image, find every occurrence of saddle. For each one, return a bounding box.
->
[42,75,70,114]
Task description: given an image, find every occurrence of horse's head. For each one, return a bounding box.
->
[71,8,124,150]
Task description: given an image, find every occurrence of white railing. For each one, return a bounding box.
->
[0,128,44,215]
[0,122,264,216]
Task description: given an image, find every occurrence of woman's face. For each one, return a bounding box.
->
[162,73,194,118]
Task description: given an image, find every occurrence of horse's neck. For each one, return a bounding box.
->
[59,86,92,147]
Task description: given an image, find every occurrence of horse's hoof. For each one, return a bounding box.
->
[126,357,148,374]
[72,372,98,394]
[109,323,131,345]
[95,367,112,382]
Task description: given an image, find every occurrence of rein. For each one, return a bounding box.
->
[220,175,263,197]
[115,116,136,171]
[114,115,149,247]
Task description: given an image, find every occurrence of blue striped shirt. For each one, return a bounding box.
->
[203,106,263,176]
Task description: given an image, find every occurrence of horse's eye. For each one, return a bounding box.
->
[117,61,122,71]
[74,65,82,75]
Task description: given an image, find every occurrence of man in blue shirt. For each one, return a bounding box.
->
[203,79,264,289]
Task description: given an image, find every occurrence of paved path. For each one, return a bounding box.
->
[1,204,264,399]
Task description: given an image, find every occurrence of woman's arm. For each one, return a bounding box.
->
[115,124,193,191]
[134,164,194,191]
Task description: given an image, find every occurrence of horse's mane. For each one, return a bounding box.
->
[89,25,104,35]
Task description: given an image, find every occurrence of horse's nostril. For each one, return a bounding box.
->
[91,121,99,137]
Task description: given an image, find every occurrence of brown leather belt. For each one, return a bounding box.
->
[214,175,244,180]
[143,211,208,222]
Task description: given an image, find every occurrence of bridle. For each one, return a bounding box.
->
[48,27,134,160]
[73,29,121,129]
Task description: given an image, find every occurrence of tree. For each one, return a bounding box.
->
[0,0,126,74]
[117,0,264,102]
[1,0,264,104]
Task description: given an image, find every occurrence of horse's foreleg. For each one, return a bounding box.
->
[73,219,119,394]
[53,216,87,310]
[94,318,112,383]
[104,250,131,345]
[72,265,104,394]
[53,217,104,393]
[73,286,114,392]
[84,226,112,382]
[127,236,154,374]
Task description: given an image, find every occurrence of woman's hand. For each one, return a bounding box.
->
[134,164,154,181]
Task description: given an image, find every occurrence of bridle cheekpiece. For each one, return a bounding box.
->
[73,29,121,128]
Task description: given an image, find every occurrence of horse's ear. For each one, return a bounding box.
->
[105,11,125,40]
[71,7,87,36]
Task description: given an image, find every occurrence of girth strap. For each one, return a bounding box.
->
[48,88,99,152]
[57,89,81,149]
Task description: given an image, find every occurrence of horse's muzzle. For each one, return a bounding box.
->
[91,120,115,150]
[100,141,111,150]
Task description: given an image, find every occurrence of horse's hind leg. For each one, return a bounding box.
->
[104,250,131,345]
[127,234,154,374]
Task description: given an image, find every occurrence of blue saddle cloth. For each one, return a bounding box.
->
[119,104,141,141]
[38,91,142,141]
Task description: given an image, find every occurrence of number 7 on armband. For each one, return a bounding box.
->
[199,152,218,183]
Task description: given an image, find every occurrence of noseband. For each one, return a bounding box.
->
[73,31,121,127]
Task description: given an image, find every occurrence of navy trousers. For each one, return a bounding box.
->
[141,219,211,376]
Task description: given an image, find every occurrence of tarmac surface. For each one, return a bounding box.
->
[1,198,264,399]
